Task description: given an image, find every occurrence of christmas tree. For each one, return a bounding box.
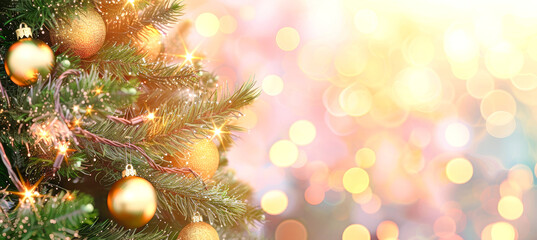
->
[0,0,264,239]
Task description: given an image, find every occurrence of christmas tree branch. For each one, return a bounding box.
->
[1,191,96,239]
[80,221,173,240]
[7,0,93,29]
[136,0,184,32]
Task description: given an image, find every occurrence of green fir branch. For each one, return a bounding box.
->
[0,191,96,240]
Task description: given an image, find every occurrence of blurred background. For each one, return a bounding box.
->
[169,0,537,239]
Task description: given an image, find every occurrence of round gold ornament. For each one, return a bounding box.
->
[131,25,162,61]
[107,164,157,228]
[177,213,219,240]
[51,8,106,58]
[4,23,55,87]
[165,138,219,179]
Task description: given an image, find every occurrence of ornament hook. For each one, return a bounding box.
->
[192,212,203,223]
[122,163,137,177]
[16,22,33,40]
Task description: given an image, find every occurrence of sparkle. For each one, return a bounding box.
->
[146,112,155,120]
[176,38,202,67]
[57,142,69,155]
[210,121,229,145]
[94,87,103,95]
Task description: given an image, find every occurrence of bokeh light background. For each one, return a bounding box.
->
[172,0,537,239]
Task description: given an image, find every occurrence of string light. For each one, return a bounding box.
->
[73,117,81,127]
[86,105,93,115]
[9,176,44,206]
[146,112,155,120]
[73,105,79,112]
[58,142,69,155]
[94,86,103,95]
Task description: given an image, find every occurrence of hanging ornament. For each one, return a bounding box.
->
[177,212,219,240]
[107,164,157,228]
[165,138,219,179]
[130,25,163,61]
[51,8,106,58]
[4,23,55,87]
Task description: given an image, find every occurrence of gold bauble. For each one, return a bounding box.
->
[177,221,219,240]
[51,8,106,58]
[131,25,162,61]
[4,38,55,86]
[165,138,219,179]
[107,176,157,228]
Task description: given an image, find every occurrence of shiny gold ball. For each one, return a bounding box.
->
[51,8,106,58]
[4,38,55,86]
[177,222,219,240]
[107,176,157,228]
[165,138,220,179]
[131,25,162,61]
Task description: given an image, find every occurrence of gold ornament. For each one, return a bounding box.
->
[4,23,55,87]
[130,25,162,61]
[51,8,106,58]
[177,213,219,240]
[107,164,157,228]
[165,138,219,179]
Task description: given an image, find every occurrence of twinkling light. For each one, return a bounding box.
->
[352,187,372,204]
[444,23,479,63]
[195,12,220,37]
[354,9,378,34]
[276,27,300,51]
[486,111,516,138]
[304,185,325,205]
[334,44,367,77]
[498,196,523,220]
[403,35,435,66]
[275,219,307,240]
[444,122,470,147]
[490,222,516,240]
[361,194,381,214]
[289,120,316,146]
[262,75,284,96]
[261,190,288,215]
[376,221,399,240]
[339,83,372,116]
[355,147,376,168]
[445,157,473,184]
[270,140,299,167]
[393,67,442,111]
[342,224,371,240]
[342,167,369,194]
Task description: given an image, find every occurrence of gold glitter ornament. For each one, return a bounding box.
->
[165,138,220,179]
[51,8,106,59]
[4,23,55,87]
[107,164,157,228]
[177,213,219,240]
